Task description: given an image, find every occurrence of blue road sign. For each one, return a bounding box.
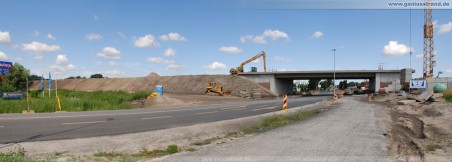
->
[0,61,13,69]
[0,69,9,74]
[410,80,426,88]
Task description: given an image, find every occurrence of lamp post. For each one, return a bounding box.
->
[331,49,336,94]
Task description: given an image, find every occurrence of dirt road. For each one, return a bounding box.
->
[158,96,394,161]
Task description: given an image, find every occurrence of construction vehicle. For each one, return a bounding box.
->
[206,81,224,96]
[230,51,267,75]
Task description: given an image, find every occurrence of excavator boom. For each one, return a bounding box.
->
[230,51,266,75]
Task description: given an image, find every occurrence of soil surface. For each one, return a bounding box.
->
[130,93,270,108]
[373,93,452,162]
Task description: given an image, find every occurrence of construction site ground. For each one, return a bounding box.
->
[130,93,271,109]
[372,93,452,161]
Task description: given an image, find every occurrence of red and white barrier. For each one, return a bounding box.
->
[282,94,288,112]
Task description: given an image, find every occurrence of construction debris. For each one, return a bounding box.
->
[415,91,434,102]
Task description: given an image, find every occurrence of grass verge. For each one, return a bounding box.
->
[443,89,452,102]
[0,146,27,162]
[93,144,180,161]
[243,109,319,134]
[0,90,148,113]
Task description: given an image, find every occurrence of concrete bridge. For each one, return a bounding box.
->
[240,69,414,96]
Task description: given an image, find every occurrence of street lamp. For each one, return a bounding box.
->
[331,49,336,94]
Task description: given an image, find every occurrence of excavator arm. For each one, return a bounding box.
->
[230,51,266,75]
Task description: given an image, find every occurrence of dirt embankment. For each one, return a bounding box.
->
[30,73,276,97]
[373,93,452,161]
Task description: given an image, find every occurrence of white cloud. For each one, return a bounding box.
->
[219,46,242,54]
[56,55,68,64]
[85,33,103,41]
[106,70,126,77]
[240,35,253,43]
[160,32,186,41]
[207,61,227,70]
[97,47,121,59]
[146,57,174,64]
[313,31,323,38]
[274,56,290,62]
[134,34,159,48]
[94,61,103,65]
[438,22,452,34]
[34,31,40,37]
[47,33,56,40]
[147,57,163,63]
[108,61,120,66]
[240,29,289,44]
[34,55,43,60]
[383,41,412,56]
[0,31,11,43]
[415,54,423,58]
[66,64,76,70]
[167,64,185,71]
[0,51,8,60]
[263,29,289,40]
[164,48,176,57]
[117,32,126,39]
[22,41,61,53]
[93,14,99,21]
[252,36,266,44]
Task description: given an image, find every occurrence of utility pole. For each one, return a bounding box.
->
[26,77,30,112]
[331,49,336,94]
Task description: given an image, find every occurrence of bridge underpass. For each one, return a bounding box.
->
[239,69,414,96]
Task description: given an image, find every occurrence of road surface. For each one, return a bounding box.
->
[160,96,393,162]
[0,96,322,144]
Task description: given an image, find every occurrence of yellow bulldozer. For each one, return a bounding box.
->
[230,51,267,75]
[206,81,224,96]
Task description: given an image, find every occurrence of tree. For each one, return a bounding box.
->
[1,63,31,91]
[76,76,81,79]
[66,76,75,79]
[90,74,103,78]
[307,79,320,91]
[319,79,333,90]
[339,80,349,90]
[30,74,43,81]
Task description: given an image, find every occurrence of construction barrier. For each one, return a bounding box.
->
[281,94,288,112]
[333,93,337,102]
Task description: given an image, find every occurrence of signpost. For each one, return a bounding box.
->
[410,80,426,89]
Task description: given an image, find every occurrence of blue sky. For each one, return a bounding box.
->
[0,0,451,79]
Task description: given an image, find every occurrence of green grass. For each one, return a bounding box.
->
[444,89,452,102]
[0,146,27,162]
[243,109,318,134]
[191,136,222,146]
[93,145,180,161]
[0,90,148,113]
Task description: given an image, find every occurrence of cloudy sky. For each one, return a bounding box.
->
[0,0,451,79]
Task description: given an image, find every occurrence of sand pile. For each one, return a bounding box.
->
[31,74,275,97]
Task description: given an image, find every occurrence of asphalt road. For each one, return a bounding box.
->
[0,96,323,144]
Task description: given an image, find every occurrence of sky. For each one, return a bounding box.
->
[0,0,451,79]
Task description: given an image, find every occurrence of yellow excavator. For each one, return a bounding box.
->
[206,81,224,96]
[230,51,267,75]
